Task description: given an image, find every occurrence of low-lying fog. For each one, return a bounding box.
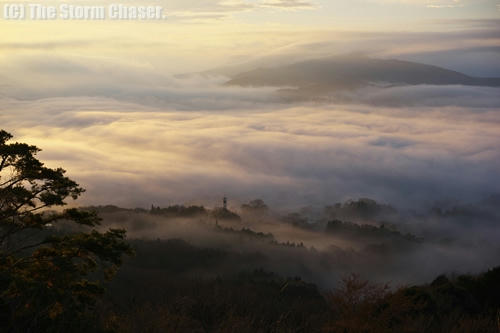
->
[92,195,500,288]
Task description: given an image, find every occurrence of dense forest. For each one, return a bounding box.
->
[103,240,500,333]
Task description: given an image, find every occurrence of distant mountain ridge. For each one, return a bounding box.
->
[226,55,500,90]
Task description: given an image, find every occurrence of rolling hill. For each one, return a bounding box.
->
[226,55,500,90]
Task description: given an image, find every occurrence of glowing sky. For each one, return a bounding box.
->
[2,0,500,73]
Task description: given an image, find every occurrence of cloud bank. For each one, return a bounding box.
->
[2,81,499,210]
[1,32,499,211]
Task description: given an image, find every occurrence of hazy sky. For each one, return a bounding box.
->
[2,0,500,73]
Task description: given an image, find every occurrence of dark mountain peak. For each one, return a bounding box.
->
[227,55,500,89]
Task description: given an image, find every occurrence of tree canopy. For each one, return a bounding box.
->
[0,130,133,332]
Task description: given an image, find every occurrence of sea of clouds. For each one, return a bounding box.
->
[1,53,499,211]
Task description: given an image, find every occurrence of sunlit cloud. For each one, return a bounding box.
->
[2,77,499,210]
[260,0,317,9]
[158,0,317,22]
[370,0,464,7]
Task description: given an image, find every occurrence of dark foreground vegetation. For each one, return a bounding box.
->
[2,130,500,333]
[6,234,500,332]
[0,130,133,332]
[99,237,500,333]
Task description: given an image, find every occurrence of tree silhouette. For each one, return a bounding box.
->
[0,130,133,332]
